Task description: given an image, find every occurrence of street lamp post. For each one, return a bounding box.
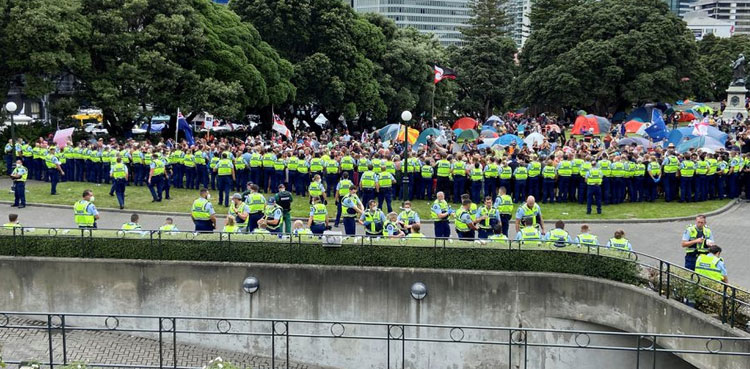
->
[5,101,18,164]
[400,110,412,200]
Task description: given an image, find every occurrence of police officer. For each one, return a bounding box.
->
[475,196,497,239]
[469,161,483,203]
[452,154,467,203]
[215,152,235,207]
[191,188,216,232]
[110,157,128,209]
[695,245,728,283]
[420,158,435,200]
[515,196,544,234]
[308,196,328,235]
[607,229,632,251]
[431,191,452,238]
[574,224,599,247]
[360,199,386,237]
[377,167,395,213]
[541,159,556,204]
[73,190,100,228]
[10,159,27,208]
[515,217,542,247]
[556,154,573,203]
[679,153,696,203]
[334,172,354,227]
[493,186,513,236]
[148,153,166,202]
[341,186,364,236]
[681,215,714,270]
[121,213,143,231]
[245,184,266,233]
[661,145,679,202]
[274,183,294,233]
[397,201,421,235]
[45,147,64,195]
[544,220,572,247]
[585,159,603,215]
[455,199,476,240]
[262,197,284,234]
[229,193,250,231]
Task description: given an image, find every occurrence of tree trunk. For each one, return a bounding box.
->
[103,108,121,137]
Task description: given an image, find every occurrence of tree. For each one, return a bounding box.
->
[231,0,386,132]
[0,0,89,101]
[75,0,293,136]
[517,0,699,113]
[529,0,582,31]
[449,0,517,119]
[461,0,508,40]
[695,34,750,101]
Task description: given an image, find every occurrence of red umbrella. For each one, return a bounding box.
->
[452,117,478,130]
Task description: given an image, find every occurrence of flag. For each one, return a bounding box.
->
[177,112,195,146]
[434,64,456,84]
[693,117,709,136]
[645,109,668,141]
[273,114,292,139]
[52,127,75,148]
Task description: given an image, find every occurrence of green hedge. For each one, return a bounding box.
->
[0,233,640,285]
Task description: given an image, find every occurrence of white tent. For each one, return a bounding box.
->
[523,132,545,147]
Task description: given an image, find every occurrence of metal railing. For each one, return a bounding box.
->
[0,226,748,329]
[0,311,748,369]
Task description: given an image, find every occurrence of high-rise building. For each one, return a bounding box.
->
[503,0,531,48]
[351,0,473,45]
[687,0,750,35]
[663,0,681,14]
[679,0,698,16]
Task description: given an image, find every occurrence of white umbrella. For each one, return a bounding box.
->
[524,132,545,147]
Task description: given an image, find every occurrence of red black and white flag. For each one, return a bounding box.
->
[272,114,292,139]
[434,64,457,84]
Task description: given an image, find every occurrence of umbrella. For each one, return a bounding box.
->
[397,127,419,144]
[452,117,478,130]
[480,129,499,138]
[485,115,502,124]
[524,132,545,147]
[546,124,561,133]
[677,136,725,154]
[617,137,651,147]
[577,110,587,116]
[377,124,400,141]
[457,129,479,142]
[415,128,442,145]
[493,134,524,147]
[481,125,497,132]
[624,120,644,133]
[677,112,697,122]
[453,128,463,136]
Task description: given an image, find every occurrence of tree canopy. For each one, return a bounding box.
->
[517,0,699,113]
[695,34,750,101]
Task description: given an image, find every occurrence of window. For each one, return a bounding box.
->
[29,102,40,116]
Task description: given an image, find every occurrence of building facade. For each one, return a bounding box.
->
[351,0,472,45]
[685,14,734,39]
[503,0,531,48]
[686,0,750,35]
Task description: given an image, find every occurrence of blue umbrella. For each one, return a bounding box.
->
[481,125,497,132]
[493,134,523,147]
[453,128,463,136]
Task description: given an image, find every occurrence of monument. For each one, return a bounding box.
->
[723,53,749,120]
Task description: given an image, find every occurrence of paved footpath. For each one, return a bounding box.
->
[0,316,331,369]
[1,200,747,289]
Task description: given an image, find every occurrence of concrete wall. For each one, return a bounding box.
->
[0,257,747,369]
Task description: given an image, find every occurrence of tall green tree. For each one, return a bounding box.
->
[449,0,517,119]
[529,0,582,31]
[76,0,293,135]
[517,0,698,113]
[696,34,750,101]
[231,0,386,131]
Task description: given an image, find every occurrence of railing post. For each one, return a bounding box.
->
[730,287,737,328]
[387,325,391,369]
[658,261,664,297]
[721,284,728,324]
[158,230,163,259]
[11,226,17,256]
[159,317,164,369]
[47,314,54,369]
[61,314,67,365]
[507,329,512,369]
[635,335,641,369]
[665,263,671,300]
[172,318,177,369]
[401,324,405,369]
[271,320,276,369]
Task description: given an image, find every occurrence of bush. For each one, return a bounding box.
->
[0,232,639,284]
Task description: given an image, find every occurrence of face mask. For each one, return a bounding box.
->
[404,207,411,211]
[207,194,211,200]
[90,196,96,202]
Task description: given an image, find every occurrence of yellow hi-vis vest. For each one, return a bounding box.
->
[191,198,211,220]
[695,254,723,281]
[73,200,95,227]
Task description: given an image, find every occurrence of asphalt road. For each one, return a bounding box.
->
[3,199,748,289]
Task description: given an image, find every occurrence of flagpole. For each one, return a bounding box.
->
[175,108,180,144]
[431,82,436,128]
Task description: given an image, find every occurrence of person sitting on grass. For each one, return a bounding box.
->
[405,223,425,238]
[159,217,178,232]
[574,224,599,248]
[606,229,632,251]
[253,219,271,234]
[488,223,509,244]
[292,220,313,236]
[3,213,21,229]
[121,214,142,231]
[384,212,405,239]
[222,216,240,233]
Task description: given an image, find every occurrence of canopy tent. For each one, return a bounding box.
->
[480,129,499,138]
[452,117,478,130]
[524,132,545,147]
[572,115,600,134]
[676,136,725,154]
[676,112,698,122]
[484,115,502,125]
[493,134,523,147]
[694,105,714,115]
[674,126,728,144]
[624,120,644,133]
[415,128,442,145]
[617,137,652,148]
[140,123,166,132]
[457,129,479,142]
[625,107,652,123]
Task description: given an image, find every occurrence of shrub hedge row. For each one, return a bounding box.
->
[0,234,640,285]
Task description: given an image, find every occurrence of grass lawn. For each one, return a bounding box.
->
[0,180,730,220]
